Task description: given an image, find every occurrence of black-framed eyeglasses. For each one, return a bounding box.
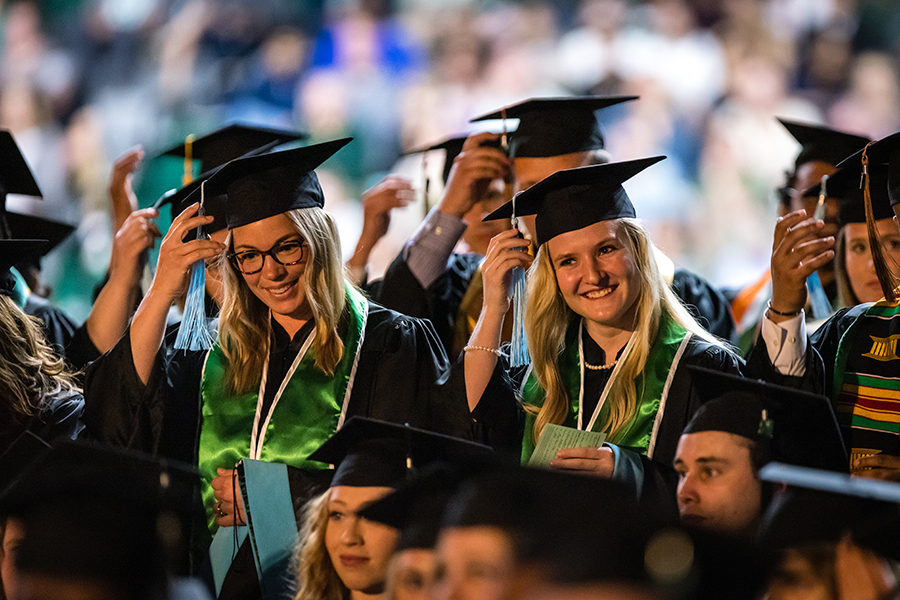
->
[228,239,305,275]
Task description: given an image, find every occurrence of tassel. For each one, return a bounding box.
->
[861,143,899,301]
[806,174,833,319]
[509,192,529,367]
[174,181,215,351]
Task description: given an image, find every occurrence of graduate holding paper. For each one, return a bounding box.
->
[463,158,742,503]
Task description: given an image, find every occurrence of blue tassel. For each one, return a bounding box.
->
[509,196,529,367]
[174,205,215,351]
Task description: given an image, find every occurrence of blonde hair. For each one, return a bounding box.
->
[524,218,723,445]
[218,208,349,395]
[293,489,348,600]
[0,295,80,419]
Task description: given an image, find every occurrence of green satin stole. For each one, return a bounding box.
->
[198,284,368,533]
[520,315,690,463]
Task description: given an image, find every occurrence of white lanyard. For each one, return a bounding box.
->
[577,321,637,432]
[248,326,316,460]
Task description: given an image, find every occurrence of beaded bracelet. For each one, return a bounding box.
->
[766,300,802,318]
[463,345,505,358]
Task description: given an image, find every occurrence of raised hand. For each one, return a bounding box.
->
[769,209,835,322]
[109,146,145,233]
[440,132,510,220]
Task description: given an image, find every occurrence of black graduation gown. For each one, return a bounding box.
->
[469,328,743,519]
[0,390,86,457]
[23,294,102,373]
[372,252,738,356]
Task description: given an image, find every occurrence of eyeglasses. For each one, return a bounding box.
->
[228,239,305,275]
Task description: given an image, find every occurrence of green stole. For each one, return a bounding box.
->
[832,297,900,472]
[198,285,369,533]
[520,315,691,463]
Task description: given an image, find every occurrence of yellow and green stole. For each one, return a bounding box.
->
[520,315,691,463]
[198,285,368,533]
[832,297,900,472]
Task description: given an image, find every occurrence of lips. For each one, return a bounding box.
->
[679,513,706,527]
[582,285,616,300]
[340,555,369,568]
[264,280,297,298]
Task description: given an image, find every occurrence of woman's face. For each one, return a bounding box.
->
[325,486,399,595]
[547,221,641,335]
[843,219,900,304]
[2,517,24,600]
[391,548,438,600]
[432,526,515,600]
[230,213,311,328]
[764,548,833,600]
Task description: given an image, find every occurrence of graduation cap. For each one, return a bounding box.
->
[0,239,48,297]
[759,463,900,559]
[198,137,352,229]
[0,130,43,239]
[158,123,307,175]
[5,211,75,259]
[483,156,664,246]
[0,440,202,590]
[405,134,468,186]
[307,416,492,489]
[801,163,893,224]
[777,119,870,169]
[683,367,848,472]
[470,96,636,158]
[441,465,654,584]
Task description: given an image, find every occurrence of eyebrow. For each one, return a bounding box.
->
[551,237,617,265]
[234,233,301,252]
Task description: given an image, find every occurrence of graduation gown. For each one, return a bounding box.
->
[469,315,742,518]
[373,252,737,357]
[0,390,85,456]
[23,294,101,372]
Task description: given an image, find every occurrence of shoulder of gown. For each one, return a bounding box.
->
[671,268,738,344]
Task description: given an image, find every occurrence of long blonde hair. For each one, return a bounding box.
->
[524,218,723,445]
[293,489,348,600]
[0,295,80,419]
[218,208,348,395]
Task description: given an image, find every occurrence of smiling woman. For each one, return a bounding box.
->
[463,158,743,507]
[83,138,474,597]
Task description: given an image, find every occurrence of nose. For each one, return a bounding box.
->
[339,516,363,545]
[581,257,604,285]
[676,472,699,508]
[260,253,287,279]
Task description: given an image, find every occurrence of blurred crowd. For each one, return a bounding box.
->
[4,0,900,319]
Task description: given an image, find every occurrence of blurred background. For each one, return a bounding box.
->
[5,0,900,321]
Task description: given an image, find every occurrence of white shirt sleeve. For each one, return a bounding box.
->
[402,208,468,289]
[760,311,808,376]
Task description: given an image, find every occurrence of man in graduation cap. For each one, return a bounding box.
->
[374,97,737,359]
[756,131,900,481]
[673,367,846,540]
[730,120,870,350]
[372,131,512,355]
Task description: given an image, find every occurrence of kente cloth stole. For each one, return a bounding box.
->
[520,315,689,463]
[198,284,368,533]
[453,261,514,357]
[833,297,900,470]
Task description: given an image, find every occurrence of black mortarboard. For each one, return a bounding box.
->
[470,96,636,158]
[6,212,75,255]
[442,466,652,583]
[307,417,492,489]
[405,135,468,186]
[683,367,847,472]
[0,130,43,239]
[778,119,870,169]
[483,156,663,246]
[358,463,478,552]
[0,239,47,297]
[759,463,900,557]
[0,441,202,590]
[802,163,893,224]
[200,137,352,229]
[158,123,306,175]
